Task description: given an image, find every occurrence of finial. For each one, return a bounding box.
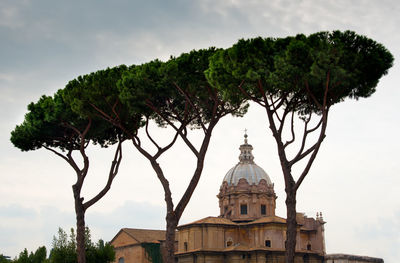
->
[239,129,254,163]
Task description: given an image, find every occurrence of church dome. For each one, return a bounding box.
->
[222,133,272,186]
[218,132,276,221]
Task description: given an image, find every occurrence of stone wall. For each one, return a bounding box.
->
[325,254,384,263]
[113,245,148,263]
[176,251,324,263]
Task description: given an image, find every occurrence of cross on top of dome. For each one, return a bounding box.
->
[239,130,254,163]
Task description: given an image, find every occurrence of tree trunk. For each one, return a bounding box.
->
[164,212,177,263]
[74,187,86,263]
[285,186,297,263]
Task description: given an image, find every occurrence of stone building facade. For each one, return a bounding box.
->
[111,228,167,263]
[175,134,325,263]
[110,134,384,263]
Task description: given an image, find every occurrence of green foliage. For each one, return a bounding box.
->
[8,226,114,263]
[206,30,393,115]
[10,89,121,153]
[49,227,115,263]
[118,60,165,119]
[63,65,142,136]
[118,48,248,130]
[9,227,114,263]
[160,48,248,124]
[85,240,115,263]
[0,254,11,263]
[49,228,78,263]
[63,48,248,140]
[13,247,47,263]
[65,65,128,117]
[141,243,163,263]
[10,93,80,151]
[205,37,279,105]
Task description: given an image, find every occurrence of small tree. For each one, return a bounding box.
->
[64,48,248,263]
[49,227,115,263]
[11,68,130,263]
[206,30,393,263]
[12,247,47,263]
[0,255,11,263]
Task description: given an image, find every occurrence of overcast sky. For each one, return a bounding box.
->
[1,0,399,262]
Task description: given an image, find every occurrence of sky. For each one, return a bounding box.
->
[1,0,399,261]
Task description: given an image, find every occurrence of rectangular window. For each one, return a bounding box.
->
[265,240,271,247]
[240,204,247,215]
[261,204,266,215]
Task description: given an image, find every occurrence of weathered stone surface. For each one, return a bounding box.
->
[325,253,384,263]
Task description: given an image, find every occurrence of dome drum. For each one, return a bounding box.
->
[218,180,276,198]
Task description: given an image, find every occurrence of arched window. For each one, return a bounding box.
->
[118,257,125,263]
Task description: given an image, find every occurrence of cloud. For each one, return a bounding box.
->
[353,210,400,263]
[0,201,164,258]
[0,0,27,29]
[0,204,74,257]
[86,200,165,243]
[1,1,400,263]
[0,204,36,219]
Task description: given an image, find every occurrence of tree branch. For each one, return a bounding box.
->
[257,81,293,188]
[294,110,328,190]
[153,124,183,159]
[174,118,218,219]
[83,139,123,210]
[145,100,199,157]
[289,113,312,165]
[43,146,69,163]
[130,139,175,214]
[283,111,296,149]
[145,116,161,151]
[304,80,323,111]
[78,119,91,186]
[65,149,81,174]
[277,106,291,137]
[173,82,207,132]
[237,80,266,107]
[294,72,331,190]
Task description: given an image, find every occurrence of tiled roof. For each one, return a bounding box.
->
[178,215,289,229]
[121,228,166,243]
[243,215,286,225]
[178,216,237,228]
